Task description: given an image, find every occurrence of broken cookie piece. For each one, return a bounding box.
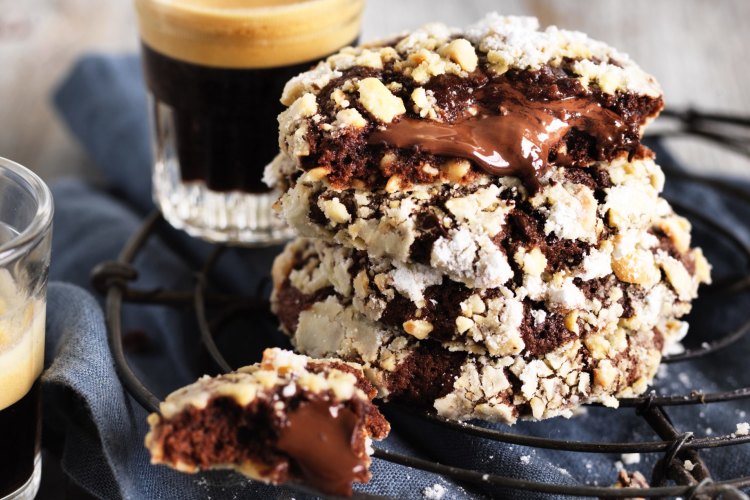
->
[145,348,389,496]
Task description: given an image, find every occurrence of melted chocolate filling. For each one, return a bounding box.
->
[370,79,630,190]
[156,393,388,497]
[276,400,364,496]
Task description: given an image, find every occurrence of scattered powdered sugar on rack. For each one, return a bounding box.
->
[422,483,446,500]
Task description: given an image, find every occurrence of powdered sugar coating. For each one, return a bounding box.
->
[275,156,710,292]
[272,199,706,358]
[464,14,660,96]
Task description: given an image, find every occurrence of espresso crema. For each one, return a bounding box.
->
[135,0,364,69]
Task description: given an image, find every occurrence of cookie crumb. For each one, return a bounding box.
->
[613,470,649,489]
[423,483,446,500]
[621,452,641,465]
[736,422,749,436]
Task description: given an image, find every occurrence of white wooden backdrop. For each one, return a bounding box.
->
[0,0,747,181]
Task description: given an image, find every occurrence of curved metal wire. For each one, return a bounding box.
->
[194,246,233,373]
[372,448,750,498]
[91,109,750,498]
[94,210,162,414]
[388,403,750,454]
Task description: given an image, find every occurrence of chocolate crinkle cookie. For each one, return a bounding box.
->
[266,14,711,424]
[145,348,389,496]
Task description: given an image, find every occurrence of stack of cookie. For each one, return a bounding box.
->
[267,14,711,424]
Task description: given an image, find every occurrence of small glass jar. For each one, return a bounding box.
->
[0,157,53,500]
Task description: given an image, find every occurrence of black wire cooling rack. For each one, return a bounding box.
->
[91,108,750,499]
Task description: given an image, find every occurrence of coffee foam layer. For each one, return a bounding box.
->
[0,270,45,411]
[135,0,364,68]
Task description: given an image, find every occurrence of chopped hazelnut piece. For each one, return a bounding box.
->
[357,77,406,123]
[402,319,433,340]
[439,38,478,72]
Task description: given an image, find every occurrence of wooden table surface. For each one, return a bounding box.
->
[0,0,748,182]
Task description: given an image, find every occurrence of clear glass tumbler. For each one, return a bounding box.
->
[134,0,366,244]
[0,157,53,500]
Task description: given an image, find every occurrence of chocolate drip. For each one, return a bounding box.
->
[276,399,364,496]
[369,80,630,189]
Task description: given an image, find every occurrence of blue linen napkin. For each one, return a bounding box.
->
[45,54,750,499]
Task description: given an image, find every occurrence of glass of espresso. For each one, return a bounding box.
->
[134,0,365,244]
[0,157,53,500]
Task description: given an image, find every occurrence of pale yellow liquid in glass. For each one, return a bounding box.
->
[0,269,45,411]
